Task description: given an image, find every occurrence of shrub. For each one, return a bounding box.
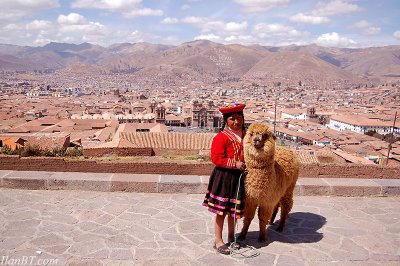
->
[20,144,44,157]
[49,146,66,157]
[65,147,83,157]
[1,145,21,155]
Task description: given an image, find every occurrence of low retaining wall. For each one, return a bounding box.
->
[0,155,399,178]
[83,147,154,157]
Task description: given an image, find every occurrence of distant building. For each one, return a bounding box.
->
[0,136,26,149]
[192,101,220,128]
[328,114,395,134]
[281,108,307,120]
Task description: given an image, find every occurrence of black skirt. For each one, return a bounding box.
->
[202,167,245,218]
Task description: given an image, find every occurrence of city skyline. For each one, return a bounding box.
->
[0,0,399,48]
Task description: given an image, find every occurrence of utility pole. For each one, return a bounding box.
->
[386,111,397,166]
[274,97,277,135]
[273,81,281,135]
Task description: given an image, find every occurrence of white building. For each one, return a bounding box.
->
[328,114,396,135]
[281,109,307,120]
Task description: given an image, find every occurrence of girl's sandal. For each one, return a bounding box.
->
[213,243,230,255]
[228,241,242,249]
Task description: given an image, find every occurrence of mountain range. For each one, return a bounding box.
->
[1,40,399,86]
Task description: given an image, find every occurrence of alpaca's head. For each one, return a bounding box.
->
[244,123,276,160]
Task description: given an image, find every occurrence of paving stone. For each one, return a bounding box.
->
[40,244,70,255]
[67,241,106,257]
[0,237,27,250]
[0,188,399,265]
[30,233,68,247]
[105,234,140,249]
[40,220,76,233]
[109,249,133,260]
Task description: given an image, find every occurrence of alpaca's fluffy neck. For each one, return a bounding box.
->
[246,149,275,172]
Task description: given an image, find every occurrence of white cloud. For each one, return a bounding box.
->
[253,23,306,38]
[26,20,52,31]
[194,33,221,42]
[251,23,309,46]
[225,22,248,33]
[0,0,59,20]
[110,29,160,44]
[3,23,22,31]
[58,22,106,34]
[123,8,163,18]
[57,13,87,25]
[224,35,255,44]
[71,0,163,18]
[352,20,370,29]
[233,0,290,13]
[394,31,400,40]
[34,35,53,46]
[290,13,330,24]
[313,0,362,17]
[161,17,179,25]
[56,13,109,44]
[315,32,357,47]
[181,16,247,36]
[0,23,32,45]
[71,0,141,9]
[181,16,207,24]
[351,20,381,36]
[362,26,381,36]
[181,4,190,10]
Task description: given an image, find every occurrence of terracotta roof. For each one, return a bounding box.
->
[332,149,375,165]
[94,127,116,142]
[118,123,168,133]
[295,150,319,164]
[330,114,392,127]
[119,132,215,150]
[0,137,26,149]
[0,132,71,150]
[281,108,307,115]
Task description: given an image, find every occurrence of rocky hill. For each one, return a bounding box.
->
[0,41,399,86]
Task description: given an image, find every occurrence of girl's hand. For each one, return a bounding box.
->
[236,161,246,171]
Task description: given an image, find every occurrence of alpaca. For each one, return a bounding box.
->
[239,123,299,242]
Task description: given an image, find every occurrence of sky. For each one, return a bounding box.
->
[0,0,399,48]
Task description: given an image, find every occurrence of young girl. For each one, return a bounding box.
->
[202,103,246,255]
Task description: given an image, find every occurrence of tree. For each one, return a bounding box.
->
[365,130,377,136]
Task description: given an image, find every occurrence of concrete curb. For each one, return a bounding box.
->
[0,170,399,196]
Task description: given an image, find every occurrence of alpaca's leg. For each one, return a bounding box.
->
[277,187,294,232]
[270,203,280,225]
[258,204,273,242]
[238,201,257,240]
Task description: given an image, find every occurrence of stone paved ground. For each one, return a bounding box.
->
[0,188,399,265]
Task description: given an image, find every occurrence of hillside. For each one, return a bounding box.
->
[0,41,399,86]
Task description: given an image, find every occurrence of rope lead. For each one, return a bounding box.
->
[230,172,260,258]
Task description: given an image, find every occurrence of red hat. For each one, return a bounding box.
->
[218,103,246,115]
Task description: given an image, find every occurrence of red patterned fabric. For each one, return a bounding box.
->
[211,129,244,169]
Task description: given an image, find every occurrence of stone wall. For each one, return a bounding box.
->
[0,155,399,178]
[0,155,213,175]
[83,147,154,157]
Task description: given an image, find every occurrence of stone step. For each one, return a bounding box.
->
[0,170,399,197]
